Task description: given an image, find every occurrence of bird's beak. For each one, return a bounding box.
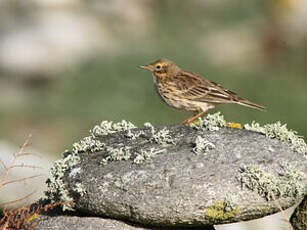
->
[138,65,154,72]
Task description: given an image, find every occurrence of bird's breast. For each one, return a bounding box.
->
[154,82,168,104]
[154,81,200,111]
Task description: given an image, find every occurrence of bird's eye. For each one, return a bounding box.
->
[155,64,162,70]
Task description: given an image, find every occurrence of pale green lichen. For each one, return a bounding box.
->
[134,148,166,164]
[46,120,138,211]
[244,121,307,155]
[193,136,215,155]
[91,120,136,137]
[125,129,145,140]
[144,122,154,128]
[223,195,237,212]
[72,120,137,154]
[101,146,132,165]
[45,152,81,211]
[191,112,227,131]
[73,183,86,197]
[144,122,176,145]
[72,136,105,153]
[238,164,306,201]
[152,128,175,145]
[244,121,265,133]
[205,200,239,221]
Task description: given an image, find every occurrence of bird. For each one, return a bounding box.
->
[139,58,264,125]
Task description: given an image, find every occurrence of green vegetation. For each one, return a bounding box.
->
[1,1,306,154]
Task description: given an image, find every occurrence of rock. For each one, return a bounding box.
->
[34,215,153,230]
[290,195,307,230]
[33,214,214,230]
[45,115,307,228]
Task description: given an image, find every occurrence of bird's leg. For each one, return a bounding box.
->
[181,111,205,125]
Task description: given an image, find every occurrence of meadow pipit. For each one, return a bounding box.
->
[139,58,264,125]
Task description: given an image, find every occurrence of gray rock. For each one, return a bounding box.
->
[33,214,214,230]
[33,215,154,230]
[290,195,307,230]
[45,117,307,228]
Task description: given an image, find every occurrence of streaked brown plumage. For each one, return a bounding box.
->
[139,58,264,125]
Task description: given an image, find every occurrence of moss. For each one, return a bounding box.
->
[192,136,215,155]
[205,200,239,221]
[134,148,166,164]
[238,164,306,201]
[244,121,307,155]
[191,112,227,131]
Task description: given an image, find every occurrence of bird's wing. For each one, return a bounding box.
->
[172,71,265,110]
[172,71,239,104]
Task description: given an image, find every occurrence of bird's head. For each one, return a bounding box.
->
[139,58,181,78]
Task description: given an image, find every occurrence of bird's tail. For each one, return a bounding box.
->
[236,99,265,111]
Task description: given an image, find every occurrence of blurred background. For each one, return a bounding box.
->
[0,0,306,229]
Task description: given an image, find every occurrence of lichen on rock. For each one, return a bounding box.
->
[72,136,105,153]
[144,122,176,145]
[44,113,307,224]
[91,120,136,137]
[45,152,81,210]
[73,183,86,197]
[191,112,227,131]
[133,148,166,164]
[125,129,145,140]
[238,164,306,200]
[205,200,239,221]
[46,120,137,210]
[72,120,138,155]
[244,121,307,155]
[101,146,132,165]
[192,136,215,155]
